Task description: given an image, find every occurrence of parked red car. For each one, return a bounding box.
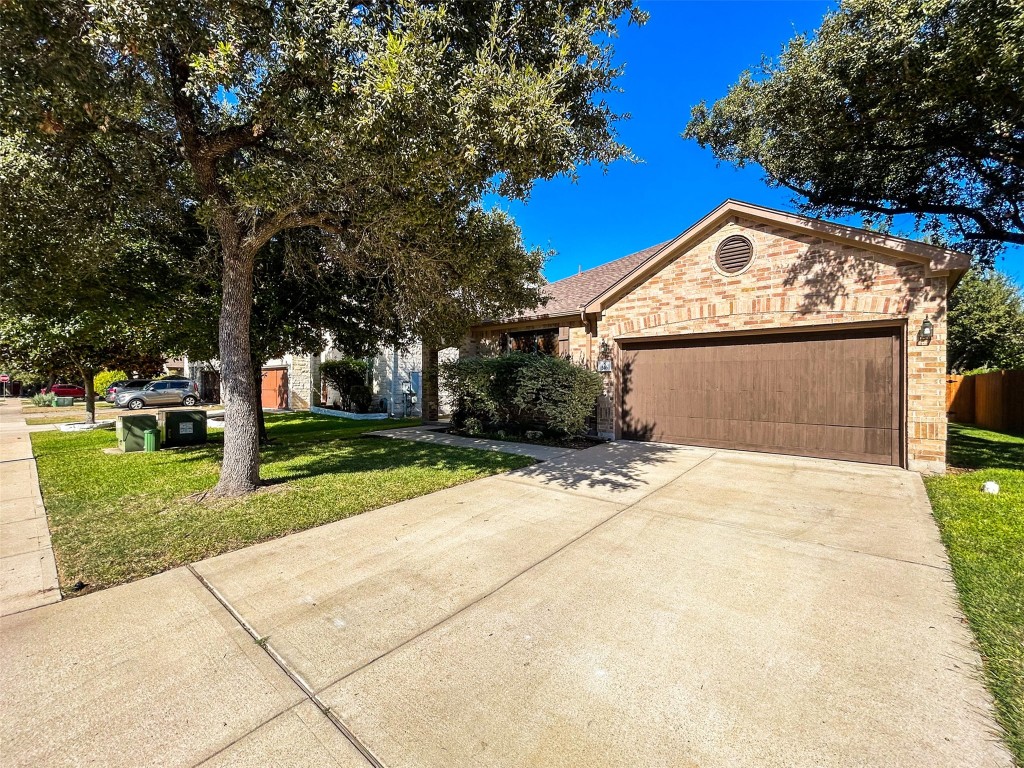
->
[43,383,86,398]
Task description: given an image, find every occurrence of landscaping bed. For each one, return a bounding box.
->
[925,423,1024,764]
[446,427,604,450]
[31,411,533,595]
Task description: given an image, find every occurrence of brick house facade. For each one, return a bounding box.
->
[466,201,970,473]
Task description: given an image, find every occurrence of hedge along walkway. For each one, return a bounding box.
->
[366,425,576,461]
[0,399,61,616]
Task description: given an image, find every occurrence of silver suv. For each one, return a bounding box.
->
[117,379,200,410]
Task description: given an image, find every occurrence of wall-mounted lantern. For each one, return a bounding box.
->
[917,318,934,344]
[597,339,613,372]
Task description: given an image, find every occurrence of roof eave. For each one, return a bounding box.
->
[473,309,581,328]
[585,199,973,314]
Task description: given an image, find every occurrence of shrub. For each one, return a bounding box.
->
[319,357,371,412]
[94,370,128,395]
[32,392,56,407]
[441,352,603,436]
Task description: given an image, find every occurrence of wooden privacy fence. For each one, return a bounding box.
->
[946,370,1024,435]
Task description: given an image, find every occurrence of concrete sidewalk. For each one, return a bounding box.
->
[365,425,575,461]
[0,440,1013,767]
[0,399,60,616]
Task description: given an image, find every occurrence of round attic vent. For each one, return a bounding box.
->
[715,235,753,274]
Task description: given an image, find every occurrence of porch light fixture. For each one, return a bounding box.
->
[599,339,612,359]
[918,318,934,343]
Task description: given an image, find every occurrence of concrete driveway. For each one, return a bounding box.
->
[0,443,1012,767]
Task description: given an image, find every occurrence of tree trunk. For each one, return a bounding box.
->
[252,356,269,445]
[213,245,261,496]
[421,345,440,422]
[82,369,96,425]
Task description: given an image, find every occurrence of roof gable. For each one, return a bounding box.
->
[585,200,971,314]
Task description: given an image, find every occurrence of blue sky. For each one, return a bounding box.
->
[484,0,1024,285]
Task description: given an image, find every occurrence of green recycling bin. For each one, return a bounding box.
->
[158,409,207,447]
[53,396,74,407]
[143,429,160,452]
[117,414,157,453]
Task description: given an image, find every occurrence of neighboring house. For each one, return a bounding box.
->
[320,343,421,417]
[181,343,451,417]
[178,354,315,410]
[465,200,970,473]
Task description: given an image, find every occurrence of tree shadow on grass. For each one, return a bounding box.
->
[947,423,1024,470]
[257,438,527,486]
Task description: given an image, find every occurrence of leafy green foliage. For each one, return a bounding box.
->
[686,0,1024,261]
[93,370,128,395]
[1,0,646,491]
[948,270,1024,372]
[442,352,604,436]
[31,412,531,592]
[32,392,56,407]
[925,424,1024,762]
[319,357,372,413]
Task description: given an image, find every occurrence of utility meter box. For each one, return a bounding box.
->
[117,414,157,453]
[158,409,207,447]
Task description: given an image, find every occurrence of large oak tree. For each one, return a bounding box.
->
[685,0,1023,262]
[1,0,645,494]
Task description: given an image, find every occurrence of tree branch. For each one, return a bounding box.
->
[201,122,269,158]
[782,181,1024,245]
[243,209,351,257]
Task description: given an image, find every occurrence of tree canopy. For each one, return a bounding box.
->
[947,269,1024,373]
[685,0,1024,263]
[0,130,202,421]
[1,0,645,494]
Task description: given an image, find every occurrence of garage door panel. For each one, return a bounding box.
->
[621,328,902,465]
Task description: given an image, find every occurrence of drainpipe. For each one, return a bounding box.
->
[391,347,398,417]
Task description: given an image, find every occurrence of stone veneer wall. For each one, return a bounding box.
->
[288,354,314,410]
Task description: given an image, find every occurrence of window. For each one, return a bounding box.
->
[504,328,559,355]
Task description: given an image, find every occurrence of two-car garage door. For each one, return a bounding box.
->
[620,326,903,466]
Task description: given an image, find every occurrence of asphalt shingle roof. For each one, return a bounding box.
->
[506,241,668,321]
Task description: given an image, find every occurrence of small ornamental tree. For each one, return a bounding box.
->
[0,315,165,423]
[93,370,129,396]
[319,358,372,413]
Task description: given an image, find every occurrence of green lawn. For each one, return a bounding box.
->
[32,412,533,594]
[925,423,1024,765]
[25,413,110,425]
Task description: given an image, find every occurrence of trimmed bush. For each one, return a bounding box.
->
[441,352,603,436]
[320,357,371,412]
[94,370,128,395]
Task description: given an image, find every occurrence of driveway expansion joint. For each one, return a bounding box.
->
[185,565,385,768]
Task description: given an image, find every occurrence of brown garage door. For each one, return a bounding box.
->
[261,368,289,410]
[620,326,902,465]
